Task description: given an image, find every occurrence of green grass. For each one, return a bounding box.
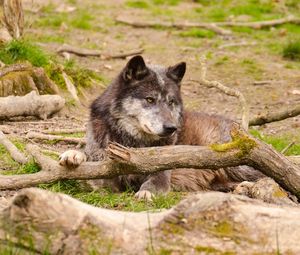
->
[0,40,49,67]
[282,40,300,61]
[250,129,300,156]
[39,180,184,212]
[125,1,150,9]
[36,9,94,30]
[178,28,215,38]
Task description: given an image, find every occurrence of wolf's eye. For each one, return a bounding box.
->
[146,97,155,104]
[168,99,175,105]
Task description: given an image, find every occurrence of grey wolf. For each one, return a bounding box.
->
[60,56,263,199]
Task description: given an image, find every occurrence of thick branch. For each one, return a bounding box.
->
[0,131,27,164]
[115,16,232,36]
[0,91,65,120]
[0,129,299,199]
[0,63,30,78]
[249,104,300,126]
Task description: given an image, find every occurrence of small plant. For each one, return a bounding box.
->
[179,28,215,38]
[283,40,300,61]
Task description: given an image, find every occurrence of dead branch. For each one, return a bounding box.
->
[281,141,295,155]
[218,41,257,49]
[0,63,30,78]
[218,15,300,29]
[115,16,232,36]
[42,128,86,135]
[0,128,299,200]
[26,132,85,145]
[57,44,144,59]
[62,71,80,103]
[253,80,272,86]
[2,0,24,39]
[190,56,249,131]
[249,104,300,126]
[0,130,27,164]
[1,188,300,254]
[0,91,65,120]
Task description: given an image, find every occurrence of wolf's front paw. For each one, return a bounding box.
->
[59,150,86,167]
[135,190,154,201]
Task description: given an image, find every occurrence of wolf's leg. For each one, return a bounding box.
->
[135,170,171,200]
[59,150,87,167]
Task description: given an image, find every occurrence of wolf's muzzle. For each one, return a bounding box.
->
[161,124,177,136]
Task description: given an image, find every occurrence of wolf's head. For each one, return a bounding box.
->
[111,55,186,141]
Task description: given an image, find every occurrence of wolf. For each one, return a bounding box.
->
[59,55,263,199]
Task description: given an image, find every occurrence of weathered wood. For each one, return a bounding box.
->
[1,188,300,254]
[0,91,65,120]
[26,131,85,145]
[249,104,300,126]
[0,128,299,200]
[116,16,232,35]
[0,131,27,164]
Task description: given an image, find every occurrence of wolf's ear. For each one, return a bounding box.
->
[166,62,186,83]
[123,55,149,82]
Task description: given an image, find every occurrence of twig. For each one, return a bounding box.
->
[218,41,257,49]
[42,128,86,135]
[190,56,249,131]
[62,72,80,103]
[26,132,85,145]
[115,16,232,36]
[0,131,27,164]
[253,80,272,86]
[218,16,300,29]
[281,141,295,155]
[249,104,300,126]
[57,44,145,59]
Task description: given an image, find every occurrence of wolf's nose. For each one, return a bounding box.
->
[163,125,177,135]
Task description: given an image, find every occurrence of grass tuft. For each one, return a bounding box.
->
[178,28,215,38]
[283,40,300,61]
[0,40,49,67]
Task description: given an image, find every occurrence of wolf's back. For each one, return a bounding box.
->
[171,111,264,191]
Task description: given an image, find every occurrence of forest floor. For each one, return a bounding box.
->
[0,0,300,211]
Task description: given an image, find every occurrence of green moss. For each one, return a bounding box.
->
[210,130,257,158]
[178,28,215,38]
[283,40,300,61]
[0,40,49,67]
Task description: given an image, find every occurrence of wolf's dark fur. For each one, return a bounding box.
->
[85,56,263,194]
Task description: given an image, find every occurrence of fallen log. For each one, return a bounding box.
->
[249,104,300,126]
[0,128,299,200]
[0,91,65,120]
[1,188,300,254]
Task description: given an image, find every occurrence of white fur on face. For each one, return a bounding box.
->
[121,97,165,137]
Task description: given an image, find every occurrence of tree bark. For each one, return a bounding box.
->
[0,187,299,254]
[0,128,299,200]
[0,91,65,120]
